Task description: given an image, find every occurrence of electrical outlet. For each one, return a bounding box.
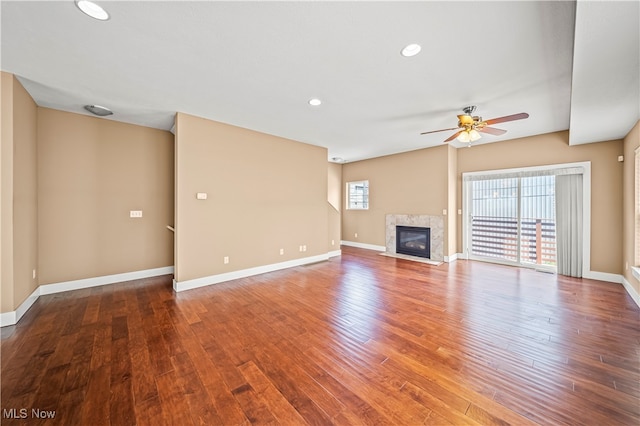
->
[443,209,447,215]
[458,209,462,215]
[223,256,229,264]
[331,239,335,246]
[32,269,36,279]
[280,248,284,255]
[355,233,358,238]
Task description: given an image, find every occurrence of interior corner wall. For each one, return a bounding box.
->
[623,120,639,292]
[457,131,624,275]
[447,145,458,257]
[341,145,449,248]
[37,108,174,285]
[1,73,38,313]
[1,72,16,313]
[174,112,328,284]
[328,162,342,251]
[12,75,38,310]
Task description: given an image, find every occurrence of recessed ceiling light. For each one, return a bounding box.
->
[401,43,421,57]
[84,105,113,116]
[75,0,110,21]
[308,98,322,106]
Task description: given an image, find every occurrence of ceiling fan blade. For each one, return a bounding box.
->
[420,127,460,135]
[484,112,529,126]
[444,130,464,143]
[478,127,507,136]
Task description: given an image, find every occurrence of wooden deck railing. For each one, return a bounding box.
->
[471,216,556,266]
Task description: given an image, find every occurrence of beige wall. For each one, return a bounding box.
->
[328,162,342,251]
[174,112,328,283]
[12,75,38,309]
[1,73,38,312]
[342,145,450,251]
[447,145,457,257]
[1,72,16,312]
[457,131,624,275]
[341,130,623,275]
[623,121,639,293]
[38,108,174,284]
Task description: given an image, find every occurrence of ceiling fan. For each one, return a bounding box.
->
[421,106,529,143]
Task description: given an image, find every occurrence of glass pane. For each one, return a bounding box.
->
[520,176,556,266]
[471,178,519,262]
[348,181,369,209]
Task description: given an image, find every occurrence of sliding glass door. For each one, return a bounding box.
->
[468,175,556,269]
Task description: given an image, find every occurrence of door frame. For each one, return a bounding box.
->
[462,162,591,273]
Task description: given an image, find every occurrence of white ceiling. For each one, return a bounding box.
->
[1,1,638,162]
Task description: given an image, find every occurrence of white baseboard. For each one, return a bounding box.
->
[444,253,458,262]
[174,253,331,292]
[622,276,640,308]
[328,249,342,258]
[340,240,386,252]
[39,266,174,295]
[1,266,174,327]
[0,312,15,327]
[583,270,623,284]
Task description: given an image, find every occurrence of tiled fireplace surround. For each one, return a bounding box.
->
[385,214,444,262]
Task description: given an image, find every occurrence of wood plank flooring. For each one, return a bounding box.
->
[2,246,639,425]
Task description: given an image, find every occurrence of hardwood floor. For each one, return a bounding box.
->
[2,246,639,425]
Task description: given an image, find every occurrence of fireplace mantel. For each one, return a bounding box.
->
[385,214,444,262]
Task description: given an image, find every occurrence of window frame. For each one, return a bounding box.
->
[346,180,369,210]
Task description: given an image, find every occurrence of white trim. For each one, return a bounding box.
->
[340,240,386,251]
[462,161,590,179]
[581,162,592,277]
[13,287,41,325]
[39,266,175,295]
[174,254,330,292]
[0,311,16,327]
[444,253,458,262]
[622,276,640,308]
[632,266,640,281]
[1,266,174,327]
[328,249,342,258]
[582,271,623,284]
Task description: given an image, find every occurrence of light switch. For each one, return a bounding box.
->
[196,192,208,200]
[130,210,143,218]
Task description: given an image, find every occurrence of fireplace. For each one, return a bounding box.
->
[396,226,431,258]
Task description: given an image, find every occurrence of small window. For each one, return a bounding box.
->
[347,180,369,210]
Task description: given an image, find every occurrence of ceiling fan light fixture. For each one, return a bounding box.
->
[401,43,421,57]
[75,0,110,21]
[468,129,481,142]
[457,131,471,143]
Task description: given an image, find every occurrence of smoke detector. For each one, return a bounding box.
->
[84,105,113,117]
